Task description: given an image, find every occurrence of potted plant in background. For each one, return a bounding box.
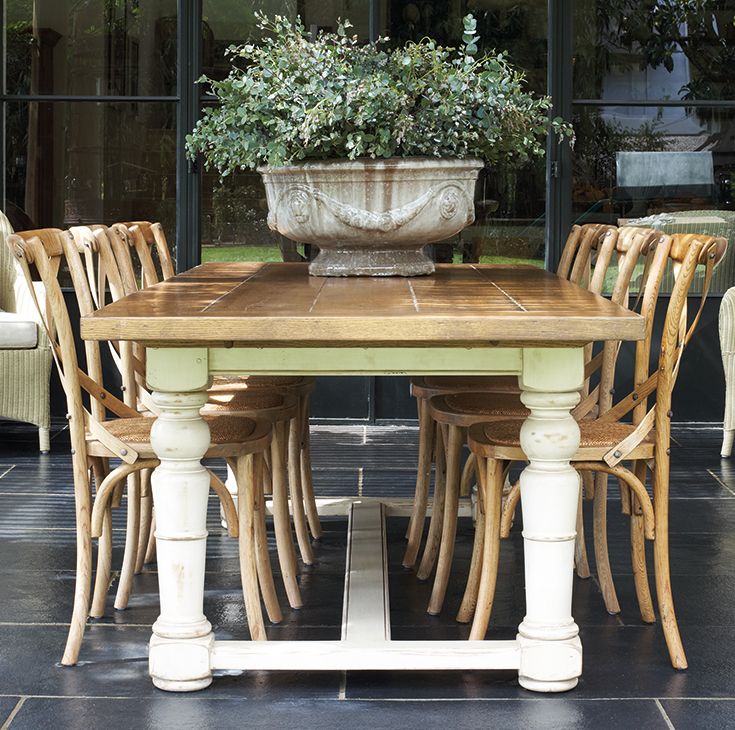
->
[187,13,573,277]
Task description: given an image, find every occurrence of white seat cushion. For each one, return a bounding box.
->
[0,311,38,348]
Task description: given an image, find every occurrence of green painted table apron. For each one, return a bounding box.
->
[80,262,645,693]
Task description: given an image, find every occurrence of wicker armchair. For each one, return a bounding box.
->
[720,287,735,456]
[0,209,52,451]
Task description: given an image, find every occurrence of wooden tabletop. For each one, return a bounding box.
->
[80,262,645,347]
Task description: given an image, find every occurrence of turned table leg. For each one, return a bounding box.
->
[516,348,584,693]
[146,349,214,691]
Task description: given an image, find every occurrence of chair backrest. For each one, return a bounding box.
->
[73,225,151,413]
[557,223,618,291]
[598,233,727,471]
[7,229,140,469]
[115,221,175,288]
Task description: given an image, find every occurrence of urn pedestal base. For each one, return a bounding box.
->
[309,246,435,277]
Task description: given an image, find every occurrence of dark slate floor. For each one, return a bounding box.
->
[0,420,734,729]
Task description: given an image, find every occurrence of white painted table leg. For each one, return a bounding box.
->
[148,389,213,691]
[516,348,584,693]
[146,348,215,692]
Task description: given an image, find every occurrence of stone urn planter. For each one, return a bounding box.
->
[259,158,483,276]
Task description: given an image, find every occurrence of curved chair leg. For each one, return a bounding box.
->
[628,460,655,623]
[220,464,238,529]
[271,420,302,609]
[428,424,464,615]
[581,470,594,500]
[288,401,314,566]
[237,454,266,640]
[416,425,446,581]
[89,507,112,618]
[460,452,476,497]
[469,458,505,640]
[135,469,153,574]
[593,470,620,614]
[403,398,435,567]
[652,474,687,669]
[254,454,282,624]
[144,512,157,564]
[39,427,50,454]
[61,455,94,666]
[114,471,141,610]
[500,480,520,539]
[457,455,487,624]
[300,396,321,539]
[88,457,112,618]
[574,474,591,579]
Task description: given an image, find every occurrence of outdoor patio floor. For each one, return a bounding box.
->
[0,420,734,729]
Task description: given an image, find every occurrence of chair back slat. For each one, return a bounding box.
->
[125,221,176,280]
[117,221,175,287]
[594,227,664,423]
[7,230,90,464]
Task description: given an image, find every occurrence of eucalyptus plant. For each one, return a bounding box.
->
[187,13,573,175]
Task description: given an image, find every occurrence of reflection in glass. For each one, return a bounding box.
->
[199,0,548,266]
[572,105,735,292]
[574,1,735,101]
[4,102,176,253]
[4,0,178,96]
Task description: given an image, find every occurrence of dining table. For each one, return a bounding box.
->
[80,261,645,694]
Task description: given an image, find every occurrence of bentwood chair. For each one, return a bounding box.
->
[467,233,726,669]
[403,224,619,571]
[7,228,275,664]
[78,224,307,613]
[102,223,318,603]
[421,225,662,620]
[109,223,321,544]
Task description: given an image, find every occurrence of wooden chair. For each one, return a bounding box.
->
[467,233,727,668]
[426,226,665,619]
[402,223,619,570]
[110,222,321,543]
[7,228,274,665]
[84,224,311,612]
[406,223,651,616]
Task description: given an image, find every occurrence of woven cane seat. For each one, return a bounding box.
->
[469,418,655,460]
[211,375,304,391]
[101,414,259,444]
[411,375,519,400]
[210,375,316,398]
[429,391,529,427]
[205,388,287,411]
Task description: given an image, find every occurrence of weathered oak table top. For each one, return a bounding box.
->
[81,262,645,346]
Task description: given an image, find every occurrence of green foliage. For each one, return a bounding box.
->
[186,13,573,175]
[595,1,735,101]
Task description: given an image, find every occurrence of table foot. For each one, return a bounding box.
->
[517,633,582,693]
[150,633,214,692]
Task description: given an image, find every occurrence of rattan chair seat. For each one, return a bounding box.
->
[468,418,655,460]
[411,375,519,401]
[211,375,305,390]
[204,388,297,421]
[103,414,258,443]
[429,391,529,427]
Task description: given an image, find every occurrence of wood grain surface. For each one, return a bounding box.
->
[80,263,645,346]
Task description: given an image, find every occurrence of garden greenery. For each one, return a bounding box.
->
[187,13,573,175]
